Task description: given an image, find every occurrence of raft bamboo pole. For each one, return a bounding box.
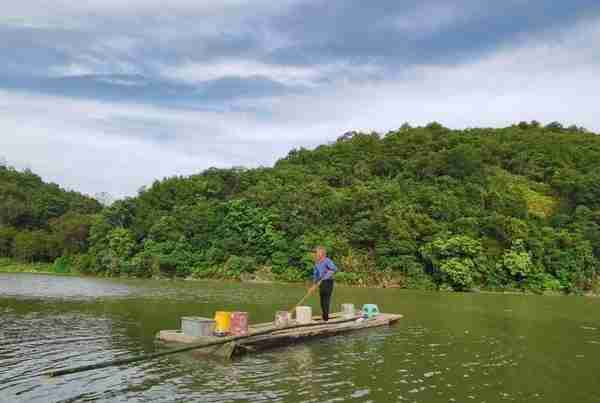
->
[288,280,321,314]
[45,315,360,378]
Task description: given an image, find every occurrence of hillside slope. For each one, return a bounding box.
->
[80,121,599,293]
[0,166,101,262]
[3,122,599,293]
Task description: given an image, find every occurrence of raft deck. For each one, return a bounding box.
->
[156,313,402,358]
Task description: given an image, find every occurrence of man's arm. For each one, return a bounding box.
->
[326,258,337,273]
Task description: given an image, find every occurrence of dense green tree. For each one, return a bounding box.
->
[4,122,600,293]
[0,226,17,257]
[0,165,101,267]
[498,239,535,280]
[421,235,484,290]
[49,212,95,256]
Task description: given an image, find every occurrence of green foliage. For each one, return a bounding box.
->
[0,257,56,274]
[108,228,136,259]
[216,199,282,263]
[446,144,483,179]
[0,165,101,229]
[421,235,483,290]
[90,227,137,276]
[12,230,60,262]
[53,255,73,274]
[397,257,437,290]
[189,256,255,280]
[270,251,291,274]
[49,212,95,255]
[535,230,597,293]
[128,251,157,278]
[0,165,101,265]
[5,122,600,294]
[440,258,476,290]
[498,239,535,280]
[72,253,95,274]
[0,226,17,256]
[223,255,257,277]
[132,238,199,278]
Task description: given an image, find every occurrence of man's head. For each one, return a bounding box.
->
[315,246,327,261]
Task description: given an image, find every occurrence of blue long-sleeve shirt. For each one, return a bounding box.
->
[313,257,337,282]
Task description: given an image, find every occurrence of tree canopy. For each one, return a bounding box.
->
[2,122,599,293]
[0,166,101,262]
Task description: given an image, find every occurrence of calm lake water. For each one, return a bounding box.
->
[1,273,599,403]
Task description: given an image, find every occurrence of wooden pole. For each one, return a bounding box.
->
[45,315,359,378]
[289,280,321,314]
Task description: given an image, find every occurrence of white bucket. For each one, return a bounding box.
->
[296,306,312,324]
[341,303,355,319]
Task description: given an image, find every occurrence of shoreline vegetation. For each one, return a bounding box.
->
[2,122,600,296]
[2,258,597,297]
[0,258,74,276]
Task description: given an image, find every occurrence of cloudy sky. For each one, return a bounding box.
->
[1,1,599,198]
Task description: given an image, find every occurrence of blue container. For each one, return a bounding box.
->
[362,304,380,319]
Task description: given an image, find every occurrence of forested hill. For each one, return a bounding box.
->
[2,121,600,293]
[0,166,101,261]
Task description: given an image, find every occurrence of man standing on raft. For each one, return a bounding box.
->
[313,246,337,322]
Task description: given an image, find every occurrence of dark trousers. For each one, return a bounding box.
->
[319,279,334,321]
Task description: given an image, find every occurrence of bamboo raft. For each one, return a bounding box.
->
[44,312,402,377]
[156,313,403,359]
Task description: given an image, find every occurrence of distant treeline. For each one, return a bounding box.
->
[1,121,599,293]
[0,166,101,262]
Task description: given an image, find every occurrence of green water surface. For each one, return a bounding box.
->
[1,273,599,402]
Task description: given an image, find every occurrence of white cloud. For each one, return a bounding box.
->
[1,2,309,80]
[161,60,380,87]
[50,50,141,77]
[49,63,95,77]
[235,17,600,135]
[0,90,293,197]
[1,0,306,23]
[162,60,320,86]
[93,77,146,87]
[1,17,599,198]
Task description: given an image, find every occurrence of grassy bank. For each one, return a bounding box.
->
[0,258,76,276]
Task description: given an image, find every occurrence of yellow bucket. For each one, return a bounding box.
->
[214,311,231,334]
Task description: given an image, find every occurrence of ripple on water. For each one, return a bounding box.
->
[0,273,133,300]
[3,276,600,402]
[0,308,144,403]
